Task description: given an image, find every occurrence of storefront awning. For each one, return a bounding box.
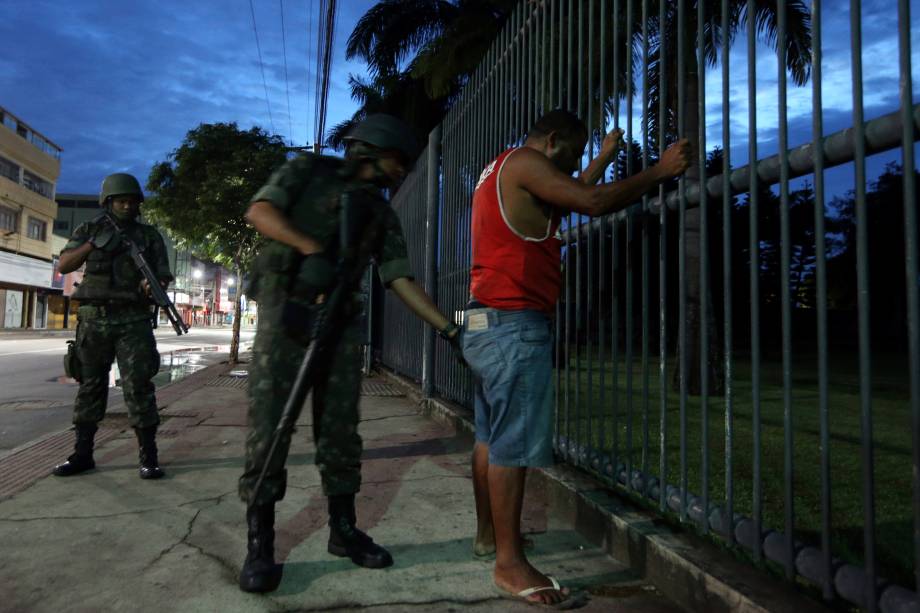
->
[0,251,53,288]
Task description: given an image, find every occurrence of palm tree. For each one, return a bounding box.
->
[329,0,516,150]
[646,0,812,394]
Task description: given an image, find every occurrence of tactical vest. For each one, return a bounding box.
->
[247,155,385,304]
[72,218,155,303]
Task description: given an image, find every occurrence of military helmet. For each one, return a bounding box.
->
[99,173,144,205]
[343,114,418,163]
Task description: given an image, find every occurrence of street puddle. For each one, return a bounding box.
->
[110,346,216,388]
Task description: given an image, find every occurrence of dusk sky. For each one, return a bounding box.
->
[2,0,918,199]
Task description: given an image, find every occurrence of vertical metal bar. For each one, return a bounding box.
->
[598,0,608,460]
[421,125,442,398]
[612,0,619,129]
[747,0,763,563]
[541,0,547,116]
[612,215,620,471]
[623,0,635,494]
[587,0,596,466]
[640,0,650,499]
[850,0,876,607]
[658,0,668,515]
[721,0,734,546]
[810,0,832,598]
[698,0,710,536]
[518,4,524,142]
[777,0,795,580]
[529,2,536,129]
[677,0,688,523]
[557,0,563,109]
[897,0,920,596]
[568,0,574,111]
[579,0,586,120]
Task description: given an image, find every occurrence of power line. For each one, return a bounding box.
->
[248,0,276,136]
[279,0,293,145]
[314,0,337,151]
[306,0,315,147]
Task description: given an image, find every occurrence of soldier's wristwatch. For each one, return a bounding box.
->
[437,322,460,340]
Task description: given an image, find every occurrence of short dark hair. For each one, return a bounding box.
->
[527,109,588,145]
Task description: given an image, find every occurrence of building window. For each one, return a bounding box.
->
[54,220,70,233]
[0,155,19,183]
[1,113,15,131]
[26,217,46,241]
[22,170,53,198]
[16,124,28,139]
[0,206,17,233]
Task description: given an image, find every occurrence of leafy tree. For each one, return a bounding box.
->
[144,123,288,363]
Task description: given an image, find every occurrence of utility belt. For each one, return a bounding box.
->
[77,301,150,319]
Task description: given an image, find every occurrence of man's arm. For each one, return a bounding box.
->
[578,129,623,186]
[58,241,93,274]
[245,200,323,256]
[507,139,691,218]
[388,277,454,334]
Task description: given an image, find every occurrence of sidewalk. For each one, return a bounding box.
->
[0,361,683,612]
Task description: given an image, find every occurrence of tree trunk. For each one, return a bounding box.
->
[229,260,243,365]
[671,50,724,396]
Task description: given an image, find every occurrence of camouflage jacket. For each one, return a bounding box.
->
[246,153,413,305]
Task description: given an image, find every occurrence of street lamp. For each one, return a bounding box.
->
[227,277,235,286]
[192,269,203,280]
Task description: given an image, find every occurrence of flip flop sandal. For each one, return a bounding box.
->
[495,575,587,610]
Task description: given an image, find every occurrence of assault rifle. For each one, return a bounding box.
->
[99,211,189,336]
[252,190,384,500]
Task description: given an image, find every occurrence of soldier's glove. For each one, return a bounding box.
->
[437,322,467,368]
[89,224,119,251]
[292,254,336,297]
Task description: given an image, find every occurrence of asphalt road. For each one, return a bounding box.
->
[0,326,255,458]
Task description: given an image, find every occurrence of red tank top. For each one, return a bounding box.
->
[469,148,563,315]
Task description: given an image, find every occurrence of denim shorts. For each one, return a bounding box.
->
[461,307,554,467]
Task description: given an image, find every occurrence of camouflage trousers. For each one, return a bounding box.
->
[72,314,161,429]
[238,301,364,506]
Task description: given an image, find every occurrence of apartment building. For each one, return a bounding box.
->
[0,106,61,329]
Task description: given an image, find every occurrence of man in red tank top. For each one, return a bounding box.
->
[463,110,690,605]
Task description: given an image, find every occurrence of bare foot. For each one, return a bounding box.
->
[473,534,535,557]
[494,560,569,605]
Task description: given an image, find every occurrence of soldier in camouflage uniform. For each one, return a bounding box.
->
[53,173,172,480]
[238,114,463,593]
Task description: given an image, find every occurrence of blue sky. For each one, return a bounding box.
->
[1,0,918,198]
[1,0,376,193]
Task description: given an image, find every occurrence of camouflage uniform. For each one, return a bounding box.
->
[65,218,173,428]
[238,153,412,506]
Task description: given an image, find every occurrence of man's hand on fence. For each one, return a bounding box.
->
[600,128,624,159]
[659,139,692,178]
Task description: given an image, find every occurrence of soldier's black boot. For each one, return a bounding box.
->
[327,493,393,569]
[239,504,283,593]
[52,423,97,476]
[134,426,165,480]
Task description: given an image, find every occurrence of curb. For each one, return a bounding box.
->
[376,367,829,613]
[0,358,244,501]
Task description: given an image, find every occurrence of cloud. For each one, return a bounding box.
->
[1,0,376,193]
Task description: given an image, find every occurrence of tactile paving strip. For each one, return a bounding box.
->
[0,428,120,499]
[360,381,404,397]
[204,375,248,389]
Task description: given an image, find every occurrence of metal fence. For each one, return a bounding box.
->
[376,1,920,610]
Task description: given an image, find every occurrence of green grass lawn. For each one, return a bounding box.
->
[554,347,916,587]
